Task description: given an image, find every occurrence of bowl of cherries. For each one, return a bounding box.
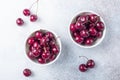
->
[69,11,106,48]
[26,29,61,65]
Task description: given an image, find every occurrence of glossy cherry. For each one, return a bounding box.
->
[70,23,76,32]
[23,69,32,77]
[89,14,99,23]
[86,59,95,68]
[38,58,46,64]
[16,18,24,26]
[27,37,35,45]
[89,27,97,36]
[75,36,84,44]
[42,51,51,59]
[52,46,59,54]
[79,64,88,72]
[27,51,35,60]
[77,15,88,23]
[35,31,43,39]
[96,21,104,31]
[23,9,31,16]
[85,38,94,45]
[30,14,38,22]
[75,21,85,30]
[80,29,89,38]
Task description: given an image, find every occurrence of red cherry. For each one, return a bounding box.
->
[38,58,46,64]
[35,31,43,39]
[86,59,95,68]
[85,38,94,45]
[33,42,39,48]
[45,32,54,39]
[70,23,76,32]
[52,46,59,54]
[75,21,85,30]
[27,51,35,60]
[73,32,79,37]
[30,14,38,22]
[23,9,30,16]
[96,31,103,38]
[27,37,35,45]
[89,14,99,23]
[80,29,89,38]
[49,54,56,61]
[16,18,24,26]
[79,64,88,72]
[32,49,41,57]
[42,51,51,59]
[75,36,84,44]
[96,21,104,31]
[23,69,31,77]
[77,15,89,23]
[89,27,97,36]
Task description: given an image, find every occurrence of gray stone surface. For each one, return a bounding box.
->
[0,0,120,80]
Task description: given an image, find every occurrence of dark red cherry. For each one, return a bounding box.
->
[45,32,54,39]
[80,29,89,38]
[23,9,30,16]
[23,69,31,77]
[30,14,38,22]
[49,54,56,61]
[96,21,104,31]
[89,14,99,23]
[32,49,41,57]
[89,27,97,36]
[85,38,94,45]
[52,46,59,54]
[86,59,95,68]
[79,64,88,72]
[77,15,89,23]
[27,51,35,60]
[96,31,103,38]
[42,51,51,59]
[70,23,76,32]
[75,21,85,30]
[33,42,40,49]
[38,58,46,64]
[16,18,24,26]
[73,32,80,37]
[75,36,84,44]
[27,37,35,45]
[35,31,43,39]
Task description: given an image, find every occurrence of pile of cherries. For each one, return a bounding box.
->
[26,30,60,64]
[70,12,105,46]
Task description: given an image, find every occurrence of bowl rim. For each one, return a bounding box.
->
[25,28,62,66]
[69,10,106,48]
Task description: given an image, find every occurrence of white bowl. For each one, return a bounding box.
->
[25,28,62,66]
[69,11,106,48]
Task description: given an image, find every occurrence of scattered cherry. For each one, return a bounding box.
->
[86,59,95,68]
[79,64,88,72]
[16,18,24,26]
[23,68,31,77]
[30,14,38,22]
[23,9,31,16]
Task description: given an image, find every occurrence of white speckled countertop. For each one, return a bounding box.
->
[0,0,120,80]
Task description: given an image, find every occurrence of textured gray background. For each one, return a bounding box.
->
[0,0,120,80]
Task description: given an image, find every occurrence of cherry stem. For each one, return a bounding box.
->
[29,0,39,15]
[79,56,88,60]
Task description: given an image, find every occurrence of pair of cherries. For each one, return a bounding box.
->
[79,56,95,72]
[16,9,38,26]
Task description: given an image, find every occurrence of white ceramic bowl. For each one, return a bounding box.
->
[25,29,62,66]
[69,11,106,48]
